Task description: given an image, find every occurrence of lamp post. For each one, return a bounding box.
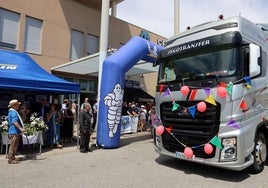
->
[96,0,110,138]
[174,0,180,35]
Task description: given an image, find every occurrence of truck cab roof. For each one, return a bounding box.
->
[166,16,268,49]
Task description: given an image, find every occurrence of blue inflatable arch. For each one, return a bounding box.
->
[97,36,163,148]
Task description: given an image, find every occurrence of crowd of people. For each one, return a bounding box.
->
[4,96,158,164]
[5,98,80,164]
[33,98,78,149]
[122,101,157,135]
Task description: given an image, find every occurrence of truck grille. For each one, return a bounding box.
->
[160,100,221,158]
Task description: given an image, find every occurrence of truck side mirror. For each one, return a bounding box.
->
[153,58,162,67]
[249,44,261,77]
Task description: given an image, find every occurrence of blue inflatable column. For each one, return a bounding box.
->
[97,36,163,148]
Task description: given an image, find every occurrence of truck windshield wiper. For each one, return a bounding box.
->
[181,74,220,86]
[193,74,220,84]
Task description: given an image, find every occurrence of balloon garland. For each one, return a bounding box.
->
[156,77,253,158]
[217,86,227,98]
[184,147,194,159]
[181,85,190,95]
[155,125,164,136]
[204,143,213,154]
[197,101,206,112]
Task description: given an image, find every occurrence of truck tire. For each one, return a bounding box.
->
[248,131,267,174]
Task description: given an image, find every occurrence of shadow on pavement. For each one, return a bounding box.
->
[120,132,152,147]
[0,132,152,157]
[88,132,152,149]
[155,155,250,182]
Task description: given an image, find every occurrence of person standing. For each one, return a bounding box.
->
[139,105,147,131]
[92,100,98,131]
[62,99,69,109]
[121,101,128,116]
[80,97,89,111]
[34,98,49,146]
[61,103,74,143]
[35,98,49,119]
[19,102,30,123]
[79,102,92,153]
[7,99,25,164]
[46,103,62,149]
[150,106,158,138]
[71,100,77,123]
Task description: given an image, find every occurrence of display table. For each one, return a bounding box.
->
[1,132,43,155]
[121,115,139,134]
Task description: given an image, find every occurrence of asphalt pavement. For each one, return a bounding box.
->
[1,130,268,188]
[0,131,155,188]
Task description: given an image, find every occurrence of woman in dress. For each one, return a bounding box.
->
[46,103,62,149]
[61,103,74,143]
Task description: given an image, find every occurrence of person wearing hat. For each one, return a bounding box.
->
[7,99,25,164]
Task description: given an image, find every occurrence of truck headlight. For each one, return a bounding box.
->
[220,137,237,161]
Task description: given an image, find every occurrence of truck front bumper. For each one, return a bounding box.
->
[154,144,254,171]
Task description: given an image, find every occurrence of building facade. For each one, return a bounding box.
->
[0,0,166,103]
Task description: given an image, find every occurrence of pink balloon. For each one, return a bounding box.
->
[197,101,206,112]
[181,86,190,95]
[155,125,165,136]
[204,143,213,154]
[184,147,193,159]
[217,86,227,98]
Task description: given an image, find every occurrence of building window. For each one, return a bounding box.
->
[24,16,42,54]
[139,29,150,41]
[70,29,83,60]
[86,34,99,55]
[63,77,75,83]
[79,79,96,92]
[79,79,89,91]
[0,8,19,50]
[88,80,96,91]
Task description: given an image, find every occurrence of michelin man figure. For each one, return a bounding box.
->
[104,83,124,137]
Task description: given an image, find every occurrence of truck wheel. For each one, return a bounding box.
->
[248,132,267,174]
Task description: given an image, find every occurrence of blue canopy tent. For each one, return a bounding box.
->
[0,49,80,152]
[0,50,80,94]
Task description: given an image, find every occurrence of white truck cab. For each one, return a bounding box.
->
[154,16,268,174]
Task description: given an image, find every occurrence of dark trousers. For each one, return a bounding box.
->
[92,113,97,131]
[80,129,90,151]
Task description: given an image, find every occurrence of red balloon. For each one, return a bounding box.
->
[181,86,190,95]
[197,101,206,112]
[155,125,164,136]
[204,143,213,154]
[217,86,227,98]
[184,147,193,159]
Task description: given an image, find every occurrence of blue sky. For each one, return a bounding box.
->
[116,0,268,38]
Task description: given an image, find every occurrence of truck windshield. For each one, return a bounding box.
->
[158,47,237,83]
